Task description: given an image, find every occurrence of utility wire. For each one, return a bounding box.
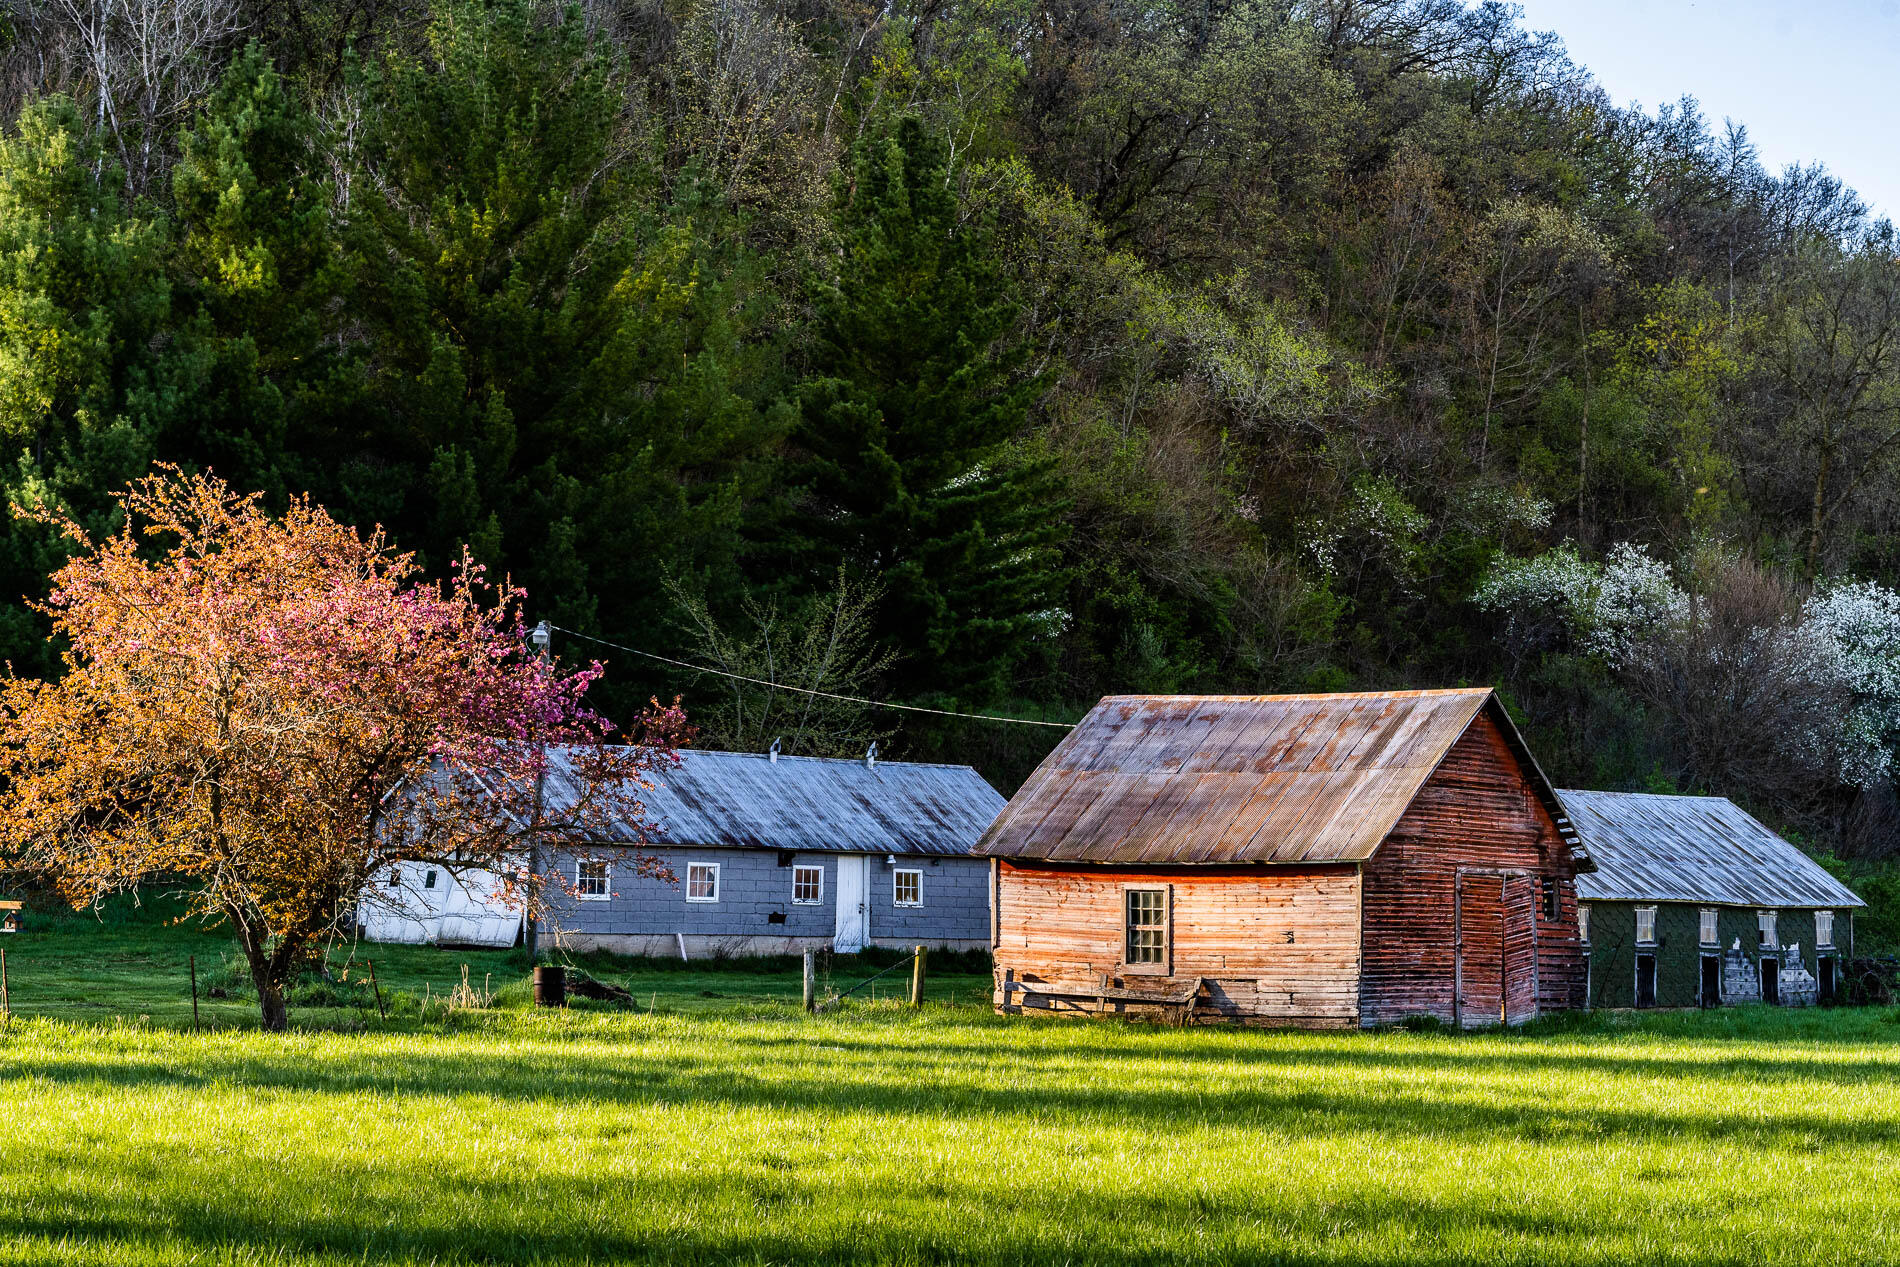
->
[548,625,1076,730]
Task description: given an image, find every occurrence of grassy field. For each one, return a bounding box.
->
[0,896,997,1026]
[3,904,1900,1264]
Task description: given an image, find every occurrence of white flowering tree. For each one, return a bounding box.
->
[1477,543,1900,813]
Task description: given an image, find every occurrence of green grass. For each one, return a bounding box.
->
[4,902,1900,1264]
[0,895,996,1026]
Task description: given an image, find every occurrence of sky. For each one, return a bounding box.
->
[1511,0,1900,220]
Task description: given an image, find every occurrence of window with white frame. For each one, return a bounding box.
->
[893,869,922,907]
[577,859,610,901]
[1758,910,1777,947]
[793,865,823,905]
[1816,909,1835,948]
[1577,904,1590,943]
[1125,888,1168,965]
[687,862,719,902]
[1635,906,1657,945]
[1699,907,1717,945]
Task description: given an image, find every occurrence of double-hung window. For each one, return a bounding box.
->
[1816,909,1835,949]
[1699,907,1718,946]
[687,862,720,903]
[793,865,824,905]
[893,869,922,907]
[1635,906,1657,945]
[1758,910,1777,948]
[1577,904,1591,944]
[1124,888,1168,968]
[577,860,610,901]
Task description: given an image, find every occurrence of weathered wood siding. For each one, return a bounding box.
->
[1359,710,1587,1027]
[992,861,1362,1027]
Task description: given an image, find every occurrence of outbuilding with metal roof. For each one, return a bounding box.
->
[362,745,1006,956]
[979,688,1595,1028]
[1560,790,1865,1008]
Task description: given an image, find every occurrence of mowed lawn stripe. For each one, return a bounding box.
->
[2,1008,1899,1265]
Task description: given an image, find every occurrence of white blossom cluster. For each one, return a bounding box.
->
[1798,581,1900,786]
[1473,541,1682,666]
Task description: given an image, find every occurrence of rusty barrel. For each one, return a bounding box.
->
[532,964,566,1007]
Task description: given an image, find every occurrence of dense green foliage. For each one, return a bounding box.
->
[6,0,1900,877]
[4,896,1900,1266]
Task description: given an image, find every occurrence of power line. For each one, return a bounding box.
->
[548,625,1076,730]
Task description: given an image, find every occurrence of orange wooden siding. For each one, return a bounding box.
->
[993,861,1362,1026]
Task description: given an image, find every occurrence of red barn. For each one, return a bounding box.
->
[977,689,1594,1028]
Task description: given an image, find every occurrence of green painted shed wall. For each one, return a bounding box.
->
[1580,901,1850,1008]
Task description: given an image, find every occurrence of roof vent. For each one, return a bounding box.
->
[865,741,878,769]
[768,737,781,764]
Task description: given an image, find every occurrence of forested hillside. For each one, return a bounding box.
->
[4,0,1900,888]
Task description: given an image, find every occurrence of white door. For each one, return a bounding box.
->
[834,855,869,953]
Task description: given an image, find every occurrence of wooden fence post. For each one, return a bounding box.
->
[189,954,200,1033]
[910,945,926,1007]
[802,949,815,1013]
[367,959,387,1020]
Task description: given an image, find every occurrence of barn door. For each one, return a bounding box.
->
[1500,875,1538,1025]
[1455,871,1537,1028]
[1454,873,1504,1028]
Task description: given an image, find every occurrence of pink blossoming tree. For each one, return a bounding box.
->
[0,468,686,1030]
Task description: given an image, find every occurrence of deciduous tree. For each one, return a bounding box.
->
[0,468,687,1030]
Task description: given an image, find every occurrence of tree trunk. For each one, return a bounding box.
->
[1807,439,1833,578]
[258,981,289,1032]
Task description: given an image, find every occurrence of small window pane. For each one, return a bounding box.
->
[1636,907,1657,944]
[1577,905,1590,943]
[1758,910,1777,947]
[1699,908,1717,945]
[793,866,823,904]
[1541,876,1559,921]
[1816,910,1834,948]
[687,863,719,902]
[387,868,403,888]
[894,870,922,907]
[1125,888,1166,964]
[578,860,610,899]
[424,870,438,890]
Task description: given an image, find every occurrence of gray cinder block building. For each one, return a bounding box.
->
[1561,790,1865,1008]
[539,745,1004,957]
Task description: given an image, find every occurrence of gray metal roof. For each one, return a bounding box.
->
[1562,790,1864,908]
[977,689,1582,865]
[544,746,1005,856]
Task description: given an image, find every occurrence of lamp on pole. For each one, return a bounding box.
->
[526,621,552,964]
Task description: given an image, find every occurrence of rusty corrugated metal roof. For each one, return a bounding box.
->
[976,689,1570,865]
[543,747,1005,856]
[1564,790,1865,908]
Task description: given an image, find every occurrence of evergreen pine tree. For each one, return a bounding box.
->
[783,117,1063,702]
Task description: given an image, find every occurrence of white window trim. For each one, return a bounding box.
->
[1699,907,1718,946]
[1577,904,1590,944]
[1816,909,1835,949]
[1758,909,1778,948]
[686,862,721,903]
[576,859,612,902]
[893,868,923,907]
[792,865,824,906]
[1635,905,1657,946]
